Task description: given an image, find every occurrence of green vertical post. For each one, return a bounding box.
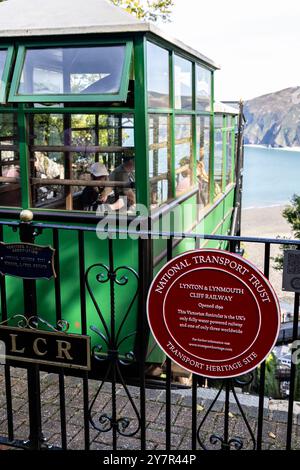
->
[231,116,236,183]
[170,51,176,198]
[222,115,227,192]
[17,104,30,209]
[192,62,197,185]
[209,71,215,203]
[134,35,149,208]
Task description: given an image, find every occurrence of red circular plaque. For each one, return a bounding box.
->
[147,249,281,378]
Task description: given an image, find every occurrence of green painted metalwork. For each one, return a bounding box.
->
[0,46,14,104]
[17,105,30,209]
[9,40,133,103]
[231,115,236,183]
[170,51,176,199]
[25,107,134,114]
[192,62,197,185]
[222,114,227,192]
[209,72,215,203]
[134,34,149,208]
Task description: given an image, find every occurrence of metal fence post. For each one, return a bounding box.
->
[19,210,44,450]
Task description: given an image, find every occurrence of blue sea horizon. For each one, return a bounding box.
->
[242,145,300,209]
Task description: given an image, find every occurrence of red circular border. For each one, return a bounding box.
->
[147,249,281,379]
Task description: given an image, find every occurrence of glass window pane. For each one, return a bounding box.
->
[0,50,8,101]
[175,116,193,196]
[147,42,169,108]
[214,116,223,197]
[0,50,7,80]
[197,116,210,206]
[196,65,211,112]
[18,46,127,96]
[149,114,171,207]
[29,113,135,212]
[31,114,64,146]
[174,56,192,110]
[0,113,21,207]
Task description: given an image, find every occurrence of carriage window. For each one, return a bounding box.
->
[175,116,193,196]
[0,113,21,207]
[29,113,135,212]
[196,65,211,112]
[174,56,192,110]
[197,116,210,207]
[214,116,223,197]
[147,42,170,108]
[149,115,171,208]
[10,43,132,102]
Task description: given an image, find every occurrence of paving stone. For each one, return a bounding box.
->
[261,420,279,448]
[157,405,181,426]
[271,410,289,424]
[177,436,193,450]
[116,436,143,450]
[146,428,182,448]
[42,420,62,437]
[41,404,60,423]
[115,385,140,399]
[67,430,90,450]
[158,390,183,406]
[46,434,62,449]
[66,408,86,426]
[90,441,113,450]
[13,422,29,440]
[11,398,27,412]
[145,389,164,402]
[93,431,116,446]
[9,368,27,380]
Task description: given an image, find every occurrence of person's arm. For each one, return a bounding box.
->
[108,198,125,211]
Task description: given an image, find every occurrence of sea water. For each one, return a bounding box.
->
[242,145,300,209]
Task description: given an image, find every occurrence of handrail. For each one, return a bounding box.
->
[0,217,298,246]
[30,178,132,188]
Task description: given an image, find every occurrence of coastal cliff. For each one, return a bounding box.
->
[244,86,300,148]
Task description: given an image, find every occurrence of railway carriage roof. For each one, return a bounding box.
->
[0,0,219,69]
[214,101,239,115]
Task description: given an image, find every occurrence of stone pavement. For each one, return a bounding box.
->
[0,367,299,451]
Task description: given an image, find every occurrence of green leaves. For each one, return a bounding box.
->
[111,0,174,22]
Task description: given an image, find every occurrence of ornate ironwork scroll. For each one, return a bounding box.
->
[0,314,69,332]
[86,247,141,442]
[197,376,256,450]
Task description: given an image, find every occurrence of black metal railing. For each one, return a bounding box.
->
[0,218,299,451]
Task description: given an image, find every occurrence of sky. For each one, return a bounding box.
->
[157,0,300,101]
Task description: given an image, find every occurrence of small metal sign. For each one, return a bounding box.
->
[283,250,300,293]
[0,243,56,280]
[0,325,91,371]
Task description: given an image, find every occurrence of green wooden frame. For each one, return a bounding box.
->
[146,37,215,206]
[0,46,14,104]
[8,40,133,103]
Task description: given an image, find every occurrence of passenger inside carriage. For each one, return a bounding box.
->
[79,162,114,212]
[109,155,136,210]
[80,158,136,212]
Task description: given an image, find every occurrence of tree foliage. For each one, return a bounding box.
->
[111,0,174,22]
[0,0,174,21]
[273,194,300,270]
[273,194,300,401]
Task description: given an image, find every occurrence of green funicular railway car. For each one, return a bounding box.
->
[0,0,243,378]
